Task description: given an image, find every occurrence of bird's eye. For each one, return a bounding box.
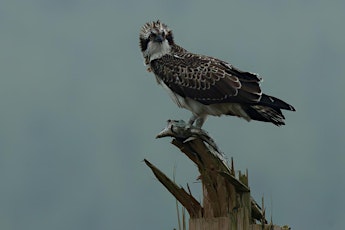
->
[149,33,155,39]
[161,31,165,37]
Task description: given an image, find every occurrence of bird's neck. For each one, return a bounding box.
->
[170,44,187,54]
[145,41,171,63]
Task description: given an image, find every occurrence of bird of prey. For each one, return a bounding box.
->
[139,20,295,128]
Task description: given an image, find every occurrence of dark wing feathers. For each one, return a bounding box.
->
[220,62,261,82]
[151,52,295,112]
[151,54,263,105]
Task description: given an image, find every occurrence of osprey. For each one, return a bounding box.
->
[139,20,295,128]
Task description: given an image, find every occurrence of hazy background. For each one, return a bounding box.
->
[1,0,344,229]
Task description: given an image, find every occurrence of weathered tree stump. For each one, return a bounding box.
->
[145,120,290,230]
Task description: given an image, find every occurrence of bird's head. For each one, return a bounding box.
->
[139,20,174,62]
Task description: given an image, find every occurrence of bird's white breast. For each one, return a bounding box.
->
[157,78,188,108]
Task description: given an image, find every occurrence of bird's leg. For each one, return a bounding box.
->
[188,114,207,129]
[195,115,207,128]
[187,114,198,129]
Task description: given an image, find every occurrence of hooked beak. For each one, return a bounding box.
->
[154,34,164,43]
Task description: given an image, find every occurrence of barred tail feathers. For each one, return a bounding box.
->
[260,94,296,111]
[243,105,286,126]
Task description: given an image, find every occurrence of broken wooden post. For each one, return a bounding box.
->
[145,120,290,230]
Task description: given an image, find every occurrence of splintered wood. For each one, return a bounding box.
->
[145,120,289,230]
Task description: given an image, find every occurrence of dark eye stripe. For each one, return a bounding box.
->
[139,38,150,52]
[166,32,174,45]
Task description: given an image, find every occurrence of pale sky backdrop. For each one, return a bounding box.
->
[1,0,344,229]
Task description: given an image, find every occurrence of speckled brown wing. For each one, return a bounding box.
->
[150,53,263,106]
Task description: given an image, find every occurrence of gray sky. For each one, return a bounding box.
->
[1,0,344,229]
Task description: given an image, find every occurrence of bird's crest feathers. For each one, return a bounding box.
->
[139,20,171,40]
